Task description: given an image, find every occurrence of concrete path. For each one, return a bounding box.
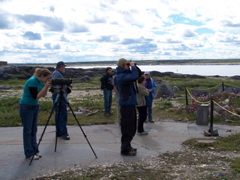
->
[1,121,240,180]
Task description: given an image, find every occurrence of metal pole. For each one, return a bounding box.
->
[185,87,188,106]
[222,82,224,92]
[208,98,214,135]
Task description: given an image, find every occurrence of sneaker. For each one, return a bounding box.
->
[26,155,39,160]
[61,135,70,140]
[121,150,137,156]
[35,153,42,158]
[138,131,148,135]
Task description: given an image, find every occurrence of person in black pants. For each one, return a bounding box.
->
[115,58,141,156]
[136,75,149,135]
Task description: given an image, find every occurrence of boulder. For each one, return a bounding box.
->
[155,83,175,98]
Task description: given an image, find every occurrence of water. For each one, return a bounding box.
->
[68,64,240,77]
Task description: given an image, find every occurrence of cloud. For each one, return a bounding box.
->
[222,20,240,28]
[22,31,41,40]
[0,14,13,29]
[17,14,65,31]
[95,35,119,42]
[44,43,61,49]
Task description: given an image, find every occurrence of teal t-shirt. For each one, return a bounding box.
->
[20,76,44,106]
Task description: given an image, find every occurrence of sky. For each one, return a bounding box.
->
[0,0,240,64]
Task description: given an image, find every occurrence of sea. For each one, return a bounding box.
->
[68,64,240,77]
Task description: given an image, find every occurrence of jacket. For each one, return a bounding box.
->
[145,77,157,99]
[116,66,140,106]
[136,84,149,107]
[100,73,113,90]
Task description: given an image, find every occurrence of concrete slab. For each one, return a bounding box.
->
[0,121,240,180]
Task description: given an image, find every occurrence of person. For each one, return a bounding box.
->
[51,61,72,140]
[144,71,157,123]
[136,75,149,135]
[19,68,51,160]
[116,58,141,156]
[100,67,114,116]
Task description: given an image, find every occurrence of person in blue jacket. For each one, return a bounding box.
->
[116,58,142,156]
[144,71,157,123]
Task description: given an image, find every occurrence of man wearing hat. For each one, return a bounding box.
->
[116,58,142,156]
[144,71,157,123]
[51,61,71,140]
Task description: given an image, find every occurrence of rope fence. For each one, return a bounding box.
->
[185,82,240,136]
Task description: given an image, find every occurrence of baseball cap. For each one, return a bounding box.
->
[117,58,131,67]
[56,61,67,68]
[144,71,150,75]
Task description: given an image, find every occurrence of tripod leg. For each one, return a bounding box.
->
[29,104,56,165]
[66,102,98,158]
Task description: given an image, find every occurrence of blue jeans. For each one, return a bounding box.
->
[19,104,39,158]
[52,93,68,137]
[147,96,153,120]
[103,88,112,114]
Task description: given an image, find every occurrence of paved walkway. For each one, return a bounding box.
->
[1,121,240,180]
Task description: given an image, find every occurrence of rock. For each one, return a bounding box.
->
[155,83,175,98]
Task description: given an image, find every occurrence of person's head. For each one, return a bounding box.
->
[144,71,150,79]
[106,67,113,74]
[33,68,51,82]
[56,61,67,73]
[117,58,131,70]
[138,75,146,84]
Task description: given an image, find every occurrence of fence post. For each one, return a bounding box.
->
[185,87,188,106]
[222,82,224,92]
[209,99,214,134]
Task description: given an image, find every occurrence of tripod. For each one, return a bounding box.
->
[29,90,97,165]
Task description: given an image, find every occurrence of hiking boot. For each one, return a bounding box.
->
[149,119,155,123]
[138,131,148,135]
[130,147,137,152]
[121,149,137,156]
[104,113,111,117]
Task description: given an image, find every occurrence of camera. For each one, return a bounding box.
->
[52,78,72,86]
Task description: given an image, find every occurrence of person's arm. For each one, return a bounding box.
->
[29,80,51,100]
[113,85,119,95]
[37,80,51,99]
[152,79,157,92]
[138,85,149,97]
[100,74,107,88]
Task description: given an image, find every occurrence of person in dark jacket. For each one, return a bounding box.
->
[100,67,114,116]
[116,58,141,156]
[51,61,72,140]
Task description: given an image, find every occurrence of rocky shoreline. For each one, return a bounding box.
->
[2,65,240,81]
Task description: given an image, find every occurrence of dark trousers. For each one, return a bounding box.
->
[137,106,147,133]
[120,105,137,153]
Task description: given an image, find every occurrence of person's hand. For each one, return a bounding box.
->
[45,79,52,87]
[148,89,153,92]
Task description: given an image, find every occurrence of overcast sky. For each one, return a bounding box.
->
[0,0,240,64]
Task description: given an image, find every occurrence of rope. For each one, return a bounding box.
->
[187,83,222,91]
[224,82,240,89]
[213,100,240,118]
[186,88,211,104]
